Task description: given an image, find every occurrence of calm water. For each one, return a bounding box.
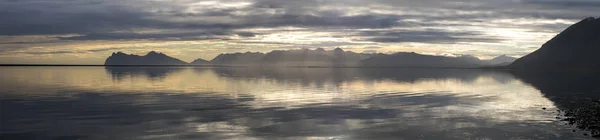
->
[0,67,597,140]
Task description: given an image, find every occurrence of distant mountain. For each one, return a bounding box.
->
[190,58,210,65]
[261,49,332,66]
[103,49,515,67]
[104,51,188,65]
[261,48,372,67]
[511,17,600,69]
[360,52,486,68]
[210,52,265,65]
[486,55,517,66]
[457,55,484,64]
[208,48,372,67]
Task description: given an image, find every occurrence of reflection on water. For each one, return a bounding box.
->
[0,67,597,140]
[512,70,600,138]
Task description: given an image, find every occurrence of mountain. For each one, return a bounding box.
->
[260,48,372,67]
[104,51,188,65]
[103,49,514,67]
[210,52,265,65]
[208,48,372,67]
[360,52,486,68]
[190,58,210,65]
[457,55,483,64]
[510,17,600,69]
[486,55,517,66]
[261,49,333,66]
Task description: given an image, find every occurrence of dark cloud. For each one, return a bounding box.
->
[236,32,257,37]
[14,48,128,55]
[357,30,503,43]
[0,0,597,43]
[58,33,210,41]
[87,47,121,53]
[367,36,500,44]
[0,46,27,53]
[21,51,75,55]
[0,2,154,35]
[359,30,481,37]
[0,40,63,45]
[0,0,403,37]
[229,41,293,45]
[58,31,260,41]
[247,14,403,28]
[523,0,600,8]
[363,46,381,49]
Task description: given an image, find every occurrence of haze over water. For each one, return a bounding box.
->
[0,67,594,140]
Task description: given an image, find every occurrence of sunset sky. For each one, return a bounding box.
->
[0,0,598,64]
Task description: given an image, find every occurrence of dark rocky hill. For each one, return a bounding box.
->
[104,51,188,65]
[511,17,600,69]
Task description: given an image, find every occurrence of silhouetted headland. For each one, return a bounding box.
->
[510,17,600,70]
[105,51,189,65]
[507,17,600,137]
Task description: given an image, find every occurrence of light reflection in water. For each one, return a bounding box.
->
[0,67,592,140]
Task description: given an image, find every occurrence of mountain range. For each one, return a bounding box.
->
[105,17,600,69]
[360,52,513,68]
[104,49,516,67]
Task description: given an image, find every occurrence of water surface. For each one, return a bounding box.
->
[0,67,596,140]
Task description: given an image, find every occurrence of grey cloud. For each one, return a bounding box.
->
[87,47,122,53]
[366,36,500,44]
[523,0,600,8]
[236,32,257,37]
[276,41,373,49]
[230,41,293,45]
[235,14,402,28]
[21,51,75,55]
[359,30,481,37]
[0,40,63,45]
[58,31,259,41]
[364,46,381,49]
[14,49,114,55]
[0,0,597,43]
[178,14,407,29]
[0,46,27,53]
[0,0,409,36]
[0,6,155,35]
[357,30,503,43]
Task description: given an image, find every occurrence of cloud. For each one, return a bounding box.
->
[0,0,598,64]
[356,30,504,44]
[522,0,600,9]
[1,0,591,39]
[21,51,75,55]
[236,32,257,37]
[58,31,245,41]
[363,46,381,49]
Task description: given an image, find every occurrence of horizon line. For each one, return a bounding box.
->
[0,64,501,69]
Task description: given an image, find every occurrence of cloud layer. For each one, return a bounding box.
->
[0,0,598,64]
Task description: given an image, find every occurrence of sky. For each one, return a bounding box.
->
[0,0,598,64]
